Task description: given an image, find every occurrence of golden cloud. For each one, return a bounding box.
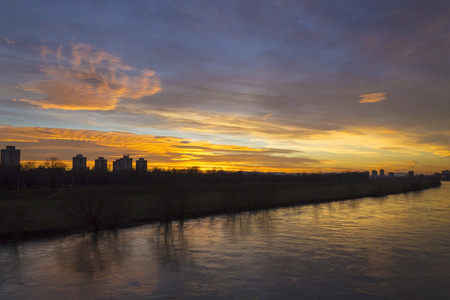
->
[0,125,317,172]
[20,43,161,110]
[359,93,387,103]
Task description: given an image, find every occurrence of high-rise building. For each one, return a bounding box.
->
[136,158,147,172]
[94,157,108,171]
[379,169,385,177]
[72,154,87,171]
[113,155,132,172]
[1,146,20,168]
[371,170,378,178]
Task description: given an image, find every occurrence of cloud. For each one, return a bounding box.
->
[409,160,419,166]
[0,125,318,172]
[20,43,161,110]
[1,37,16,44]
[359,93,387,103]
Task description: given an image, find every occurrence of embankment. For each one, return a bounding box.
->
[0,178,441,243]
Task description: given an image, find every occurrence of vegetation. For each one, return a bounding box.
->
[1,160,371,190]
[0,169,441,243]
[64,193,124,233]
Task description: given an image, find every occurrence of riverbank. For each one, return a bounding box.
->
[0,178,441,244]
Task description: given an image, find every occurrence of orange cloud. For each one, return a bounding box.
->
[20,43,161,110]
[0,125,317,172]
[359,93,387,103]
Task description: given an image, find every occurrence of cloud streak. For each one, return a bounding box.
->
[20,43,161,110]
[359,93,387,103]
[0,125,318,172]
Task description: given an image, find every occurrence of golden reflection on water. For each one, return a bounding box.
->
[0,183,450,299]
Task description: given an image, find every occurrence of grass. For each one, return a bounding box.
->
[0,178,440,243]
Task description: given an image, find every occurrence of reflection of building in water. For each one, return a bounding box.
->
[1,145,20,168]
[136,158,147,172]
[72,154,87,171]
[371,170,377,178]
[95,157,108,171]
[113,155,132,172]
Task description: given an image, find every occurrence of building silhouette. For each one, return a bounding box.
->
[95,157,108,171]
[72,154,87,171]
[136,158,148,172]
[113,155,132,172]
[408,171,415,177]
[1,146,20,168]
[379,169,385,177]
[371,170,377,178]
[388,172,395,178]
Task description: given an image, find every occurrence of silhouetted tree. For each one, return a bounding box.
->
[64,194,123,232]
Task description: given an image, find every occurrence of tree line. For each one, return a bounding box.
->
[1,156,373,190]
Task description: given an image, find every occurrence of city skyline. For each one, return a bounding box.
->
[1,1,450,174]
[2,145,438,178]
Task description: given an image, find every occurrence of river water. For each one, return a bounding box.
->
[1,182,450,299]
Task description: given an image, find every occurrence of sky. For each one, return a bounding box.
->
[1,0,450,174]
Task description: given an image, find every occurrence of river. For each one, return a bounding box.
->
[1,182,450,299]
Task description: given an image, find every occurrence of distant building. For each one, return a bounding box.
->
[388,172,395,178]
[379,169,385,177]
[113,155,132,172]
[441,170,450,181]
[95,157,108,171]
[1,146,20,168]
[371,170,378,178]
[136,158,147,172]
[72,154,87,171]
[408,171,415,177]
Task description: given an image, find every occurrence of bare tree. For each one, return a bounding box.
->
[22,161,36,171]
[157,184,191,222]
[0,207,8,233]
[44,157,67,170]
[64,196,124,233]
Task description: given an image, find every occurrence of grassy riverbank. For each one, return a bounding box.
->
[0,178,441,243]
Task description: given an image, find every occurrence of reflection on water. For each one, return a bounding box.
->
[151,222,194,272]
[56,231,130,277]
[1,183,450,299]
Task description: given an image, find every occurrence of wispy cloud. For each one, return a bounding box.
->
[1,37,15,44]
[0,125,318,171]
[20,43,161,110]
[359,93,387,103]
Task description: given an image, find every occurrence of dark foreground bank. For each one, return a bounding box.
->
[0,177,441,243]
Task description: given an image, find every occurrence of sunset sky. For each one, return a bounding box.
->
[1,1,449,174]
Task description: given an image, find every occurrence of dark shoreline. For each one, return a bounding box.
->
[0,178,442,245]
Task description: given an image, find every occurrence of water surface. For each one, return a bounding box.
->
[1,182,450,299]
